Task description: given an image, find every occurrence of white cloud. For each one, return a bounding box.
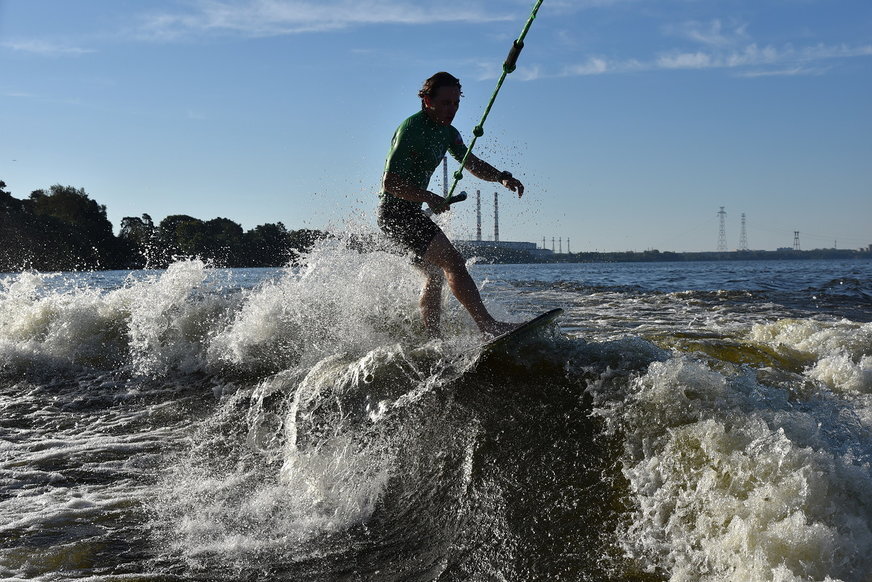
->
[739,66,827,78]
[563,57,610,76]
[514,64,542,81]
[657,51,712,70]
[543,0,640,10]
[2,39,95,56]
[563,41,872,78]
[801,43,872,59]
[139,0,513,40]
[657,44,779,70]
[666,19,749,48]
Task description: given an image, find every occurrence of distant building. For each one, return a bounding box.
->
[458,240,538,251]
[456,239,554,261]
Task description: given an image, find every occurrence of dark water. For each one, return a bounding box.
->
[2,250,871,581]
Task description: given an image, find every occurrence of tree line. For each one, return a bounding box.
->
[0,180,326,272]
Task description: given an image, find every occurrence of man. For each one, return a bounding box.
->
[378,72,525,337]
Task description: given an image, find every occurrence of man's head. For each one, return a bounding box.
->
[419,72,462,126]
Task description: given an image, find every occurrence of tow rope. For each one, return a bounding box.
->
[445,0,544,203]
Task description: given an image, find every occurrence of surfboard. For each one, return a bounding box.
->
[482,308,564,352]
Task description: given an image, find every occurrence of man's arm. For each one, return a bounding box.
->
[462,153,525,197]
[382,172,449,213]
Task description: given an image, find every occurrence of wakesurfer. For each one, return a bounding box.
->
[378,72,525,338]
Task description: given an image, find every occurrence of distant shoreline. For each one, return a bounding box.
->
[457,244,872,265]
[4,246,870,275]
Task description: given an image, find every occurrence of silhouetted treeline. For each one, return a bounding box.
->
[1,181,326,272]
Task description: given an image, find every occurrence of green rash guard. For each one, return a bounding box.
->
[379,110,468,215]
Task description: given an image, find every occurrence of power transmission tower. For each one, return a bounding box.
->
[793,231,800,251]
[717,207,728,251]
[739,213,748,251]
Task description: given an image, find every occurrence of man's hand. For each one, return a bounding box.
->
[427,194,449,214]
[500,173,525,198]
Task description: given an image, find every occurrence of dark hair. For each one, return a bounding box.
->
[419,72,462,109]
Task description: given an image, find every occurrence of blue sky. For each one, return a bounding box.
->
[1,0,870,252]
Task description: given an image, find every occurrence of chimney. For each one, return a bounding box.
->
[494,191,499,242]
[476,190,482,241]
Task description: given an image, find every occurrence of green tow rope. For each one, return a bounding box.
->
[445,0,544,203]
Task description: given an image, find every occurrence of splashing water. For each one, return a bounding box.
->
[2,251,872,581]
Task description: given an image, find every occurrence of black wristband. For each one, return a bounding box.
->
[498,170,513,182]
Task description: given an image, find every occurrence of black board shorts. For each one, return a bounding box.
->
[378,201,441,263]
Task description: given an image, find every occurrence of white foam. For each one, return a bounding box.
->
[749,319,872,367]
[153,371,395,562]
[809,353,872,395]
[749,318,872,430]
[125,260,230,376]
[0,271,129,371]
[207,237,480,375]
[152,324,475,566]
[2,237,507,380]
[616,356,872,580]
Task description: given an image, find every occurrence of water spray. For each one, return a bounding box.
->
[445,0,544,205]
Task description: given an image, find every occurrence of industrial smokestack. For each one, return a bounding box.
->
[494,191,499,242]
[476,190,481,241]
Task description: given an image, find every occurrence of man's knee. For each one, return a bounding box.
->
[417,261,444,284]
[424,234,465,273]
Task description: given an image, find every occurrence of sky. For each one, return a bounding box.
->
[1,0,870,253]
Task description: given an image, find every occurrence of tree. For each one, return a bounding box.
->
[157,215,245,266]
[17,184,122,270]
[1,177,333,272]
[120,214,155,242]
[286,228,328,264]
[242,222,291,267]
[156,214,201,264]
[0,181,29,271]
[0,180,22,213]
[28,185,114,244]
[119,214,157,268]
[203,217,244,266]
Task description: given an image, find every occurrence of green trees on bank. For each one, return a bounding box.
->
[0,180,325,272]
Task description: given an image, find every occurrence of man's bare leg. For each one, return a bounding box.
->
[416,262,444,336]
[421,231,515,337]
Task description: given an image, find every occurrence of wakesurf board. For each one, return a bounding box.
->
[482,308,564,353]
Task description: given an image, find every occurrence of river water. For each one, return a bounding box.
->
[2,243,871,581]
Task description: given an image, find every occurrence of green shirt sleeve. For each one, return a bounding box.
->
[447,128,468,164]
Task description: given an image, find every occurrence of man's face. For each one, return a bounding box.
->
[425,86,461,126]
